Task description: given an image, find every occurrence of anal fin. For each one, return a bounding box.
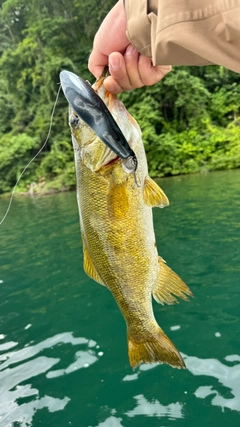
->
[153,257,193,304]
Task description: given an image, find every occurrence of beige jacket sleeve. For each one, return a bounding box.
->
[125,0,240,73]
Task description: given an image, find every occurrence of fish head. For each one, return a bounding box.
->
[69,76,143,176]
[69,104,117,172]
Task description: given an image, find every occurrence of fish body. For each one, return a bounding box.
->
[68,75,192,369]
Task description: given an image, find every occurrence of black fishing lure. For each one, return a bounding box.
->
[60,70,138,175]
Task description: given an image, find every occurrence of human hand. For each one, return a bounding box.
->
[88,1,171,94]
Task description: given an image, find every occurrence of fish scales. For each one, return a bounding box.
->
[69,74,193,369]
[79,158,157,324]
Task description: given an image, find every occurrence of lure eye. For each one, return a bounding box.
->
[70,114,79,127]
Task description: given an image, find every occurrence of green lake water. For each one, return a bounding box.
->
[0,169,240,427]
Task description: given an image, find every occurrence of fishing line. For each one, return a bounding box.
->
[0,83,62,226]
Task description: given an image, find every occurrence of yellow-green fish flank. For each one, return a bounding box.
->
[69,75,193,369]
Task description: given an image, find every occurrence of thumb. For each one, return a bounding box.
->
[88,49,108,78]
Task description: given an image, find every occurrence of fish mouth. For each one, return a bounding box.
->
[105,156,120,167]
[59,69,138,173]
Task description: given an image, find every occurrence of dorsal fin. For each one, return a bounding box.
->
[153,257,193,304]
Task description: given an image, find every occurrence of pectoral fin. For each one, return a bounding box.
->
[153,257,193,304]
[82,234,106,286]
[143,176,169,208]
[107,177,129,219]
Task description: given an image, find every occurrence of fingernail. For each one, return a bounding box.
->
[110,56,120,70]
[163,65,172,71]
[125,44,135,56]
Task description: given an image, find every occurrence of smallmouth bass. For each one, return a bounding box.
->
[63,71,193,369]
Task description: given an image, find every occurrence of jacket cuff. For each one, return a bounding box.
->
[125,0,152,57]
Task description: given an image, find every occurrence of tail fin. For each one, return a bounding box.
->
[128,328,185,369]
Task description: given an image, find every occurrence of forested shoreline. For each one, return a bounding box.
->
[1,0,240,195]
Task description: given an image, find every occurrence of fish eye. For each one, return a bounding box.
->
[70,114,79,127]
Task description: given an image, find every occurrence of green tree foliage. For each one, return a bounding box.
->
[0,0,115,193]
[0,0,240,194]
[120,66,240,176]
